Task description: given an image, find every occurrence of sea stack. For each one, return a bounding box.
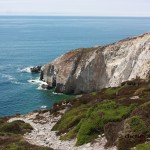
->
[41,33,150,94]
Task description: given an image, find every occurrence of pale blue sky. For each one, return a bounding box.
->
[0,0,150,16]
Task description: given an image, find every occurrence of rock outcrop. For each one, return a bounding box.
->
[30,66,42,73]
[41,33,150,94]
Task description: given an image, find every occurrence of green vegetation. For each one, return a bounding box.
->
[2,140,52,150]
[117,101,150,150]
[0,119,53,150]
[51,78,150,149]
[0,120,33,134]
[128,116,148,134]
[52,104,89,134]
[91,92,97,96]
[136,143,150,150]
[76,101,134,145]
[54,100,135,146]
[104,86,123,96]
[1,78,149,149]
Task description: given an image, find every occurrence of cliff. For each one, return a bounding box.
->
[41,33,150,94]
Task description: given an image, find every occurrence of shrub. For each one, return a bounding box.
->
[128,116,147,134]
[0,120,33,134]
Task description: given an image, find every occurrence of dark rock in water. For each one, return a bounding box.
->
[41,84,52,90]
[30,66,41,73]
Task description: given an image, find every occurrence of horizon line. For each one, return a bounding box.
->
[0,15,150,18]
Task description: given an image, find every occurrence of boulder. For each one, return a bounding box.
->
[30,66,42,73]
[41,84,52,90]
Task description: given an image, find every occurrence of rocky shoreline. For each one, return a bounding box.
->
[8,110,116,150]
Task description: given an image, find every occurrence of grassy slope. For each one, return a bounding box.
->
[52,78,150,150]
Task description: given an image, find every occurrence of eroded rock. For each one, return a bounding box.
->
[41,33,150,94]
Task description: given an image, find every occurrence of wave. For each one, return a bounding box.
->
[1,74,16,81]
[52,91,63,95]
[28,78,48,85]
[11,81,25,85]
[28,78,48,90]
[18,66,33,73]
[40,105,47,109]
[36,85,47,90]
[0,73,25,85]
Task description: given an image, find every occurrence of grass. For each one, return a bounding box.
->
[104,86,123,96]
[128,116,148,134]
[51,78,150,148]
[76,100,134,146]
[117,101,150,150]
[136,143,150,150]
[1,139,52,150]
[53,100,134,146]
[52,104,90,134]
[91,92,97,96]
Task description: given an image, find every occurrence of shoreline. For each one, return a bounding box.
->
[8,110,116,150]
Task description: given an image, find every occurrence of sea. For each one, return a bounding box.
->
[0,16,150,117]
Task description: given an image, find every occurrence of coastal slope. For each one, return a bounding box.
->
[41,33,150,94]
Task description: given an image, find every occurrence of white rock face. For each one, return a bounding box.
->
[41,33,150,94]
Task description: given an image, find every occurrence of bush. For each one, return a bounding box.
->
[128,116,147,134]
[0,120,33,134]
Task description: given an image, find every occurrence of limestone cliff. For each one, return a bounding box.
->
[41,33,150,94]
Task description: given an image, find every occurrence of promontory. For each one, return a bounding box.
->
[41,32,150,94]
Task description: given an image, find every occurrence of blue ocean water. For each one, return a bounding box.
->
[0,16,150,117]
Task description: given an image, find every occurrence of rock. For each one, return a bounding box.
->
[41,33,150,94]
[104,122,123,147]
[30,66,41,73]
[41,84,52,90]
[130,96,140,100]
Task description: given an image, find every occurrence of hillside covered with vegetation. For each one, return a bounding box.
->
[51,77,150,150]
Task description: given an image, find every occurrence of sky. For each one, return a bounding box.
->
[0,0,150,16]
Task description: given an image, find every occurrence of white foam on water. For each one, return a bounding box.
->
[94,45,99,48]
[11,81,25,85]
[18,66,33,73]
[0,73,24,85]
[52,92,63,95]
[28,79,48,85]
[28,78,48,90]
[41,105,47,109]
[1,74,16,81]
[36,85,47,90]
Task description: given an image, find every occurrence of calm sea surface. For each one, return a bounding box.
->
[0,16,150,116]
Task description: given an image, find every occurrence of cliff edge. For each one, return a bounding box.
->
[41,33,150,94]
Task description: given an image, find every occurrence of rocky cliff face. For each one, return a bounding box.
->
[41,33,150,94]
